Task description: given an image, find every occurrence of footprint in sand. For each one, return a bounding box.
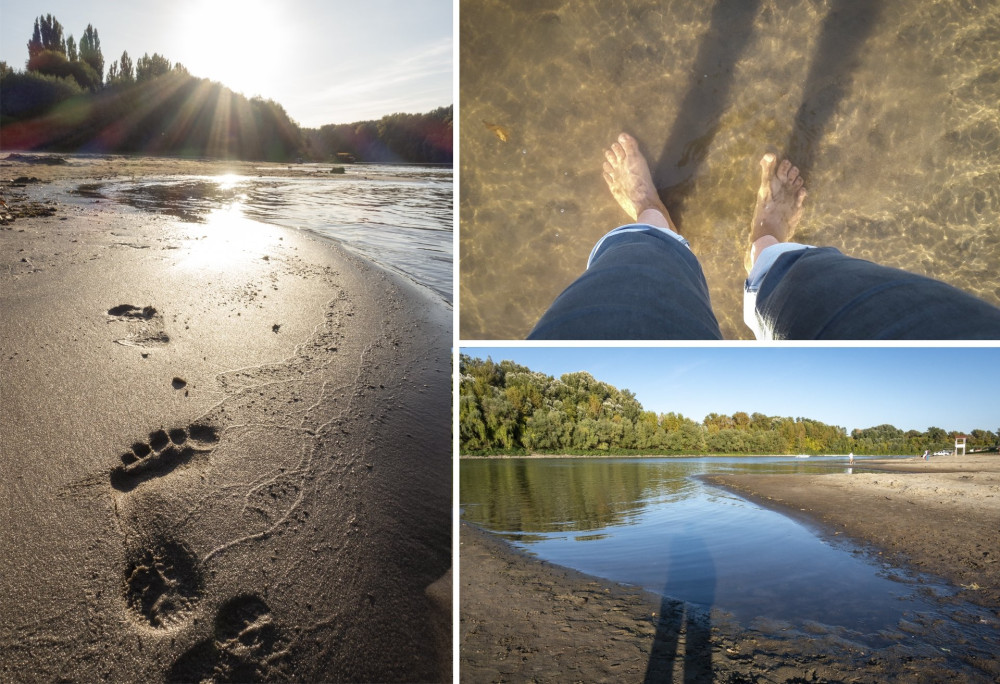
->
[110,424,219,492]
[112,423,220,629]
[167,594,289,682]
[107,304,158,319]
[123,538,203,629]
[107,303,170,347]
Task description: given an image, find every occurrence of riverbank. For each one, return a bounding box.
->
[709,453,1000,610]
[461,455,1000,682]
[0,162,452,681]
[0,151,353,183]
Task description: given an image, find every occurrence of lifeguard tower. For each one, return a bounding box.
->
[955,435,967,456]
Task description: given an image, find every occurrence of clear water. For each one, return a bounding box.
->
[459,0,1000,338]
[58,163,453,304]
[461,456,996,647]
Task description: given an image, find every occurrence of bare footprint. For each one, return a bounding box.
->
[107,303,171,347]
[123,538,202,629]
[168,594,289,682]
[110,424,219,492]
[107,304,158,320]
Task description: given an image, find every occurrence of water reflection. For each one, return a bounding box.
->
[460,456,844,534]
[177,203,282,271]
[68,166,453,302]
[460,456,984,643]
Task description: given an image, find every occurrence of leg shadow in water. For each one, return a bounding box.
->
[652,0,762,224]
[643,530,716,683]
[785,0,884,177]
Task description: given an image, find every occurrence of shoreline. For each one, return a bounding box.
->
[0,151,447,182]
[709,454,1000,610]
[1,160,452,681]
[458,452,990,459]
[461,456,1000,682]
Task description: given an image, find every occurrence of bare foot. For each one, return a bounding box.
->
[747,153,807,270]
[602,133,676,232]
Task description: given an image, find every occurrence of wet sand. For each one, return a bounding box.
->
[0,160,451,681]
[459,0,1000,339]
[461,456,1000,682]
[709,454,1000,611]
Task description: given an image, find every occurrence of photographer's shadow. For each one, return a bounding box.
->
[643,529,716,683]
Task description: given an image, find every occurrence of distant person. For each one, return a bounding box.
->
[849,452,854,465]
[527,133,1000,340]
[923,449,930,461]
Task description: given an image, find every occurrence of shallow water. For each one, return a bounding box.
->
[461,456,998,652]
[459,0,1000,339]
[60,163,453,303]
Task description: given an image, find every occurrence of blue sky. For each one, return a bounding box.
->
[0,0,452,127]
[460,347,999,434]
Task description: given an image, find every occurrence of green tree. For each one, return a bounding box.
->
[135,52,172,82]
[28,15,66,59]
[26,50,100,90]
[66,35,77,62]
[119,50,134,84]
[78,24,103,82]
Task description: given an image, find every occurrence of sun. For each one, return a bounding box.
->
[170,0,289,98]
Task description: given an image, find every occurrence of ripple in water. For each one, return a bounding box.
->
[92,165,453,304]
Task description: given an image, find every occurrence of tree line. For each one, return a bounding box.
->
[459,355,999,456]
[1,14,452,164]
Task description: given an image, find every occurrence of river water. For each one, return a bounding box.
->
[54,163,453,304]
[461,456,998,655]
[459,0,1000,338]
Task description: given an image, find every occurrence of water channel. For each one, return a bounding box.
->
[461,455,996,652]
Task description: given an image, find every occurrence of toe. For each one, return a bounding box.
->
[618,132,637,155]
[792,175,804,191]
[759,153,777,195]
[759,153,776,179]
[796,188,807,207]
[786,165,799,184]
[603,171,614,187]
[777,159,792,182]
[605,148,616,165]
[603,160,614,176]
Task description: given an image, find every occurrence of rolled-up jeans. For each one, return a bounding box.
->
[527,223,1000,340]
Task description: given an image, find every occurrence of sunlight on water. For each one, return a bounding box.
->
[176,203,282,271]
[57,164,453,303]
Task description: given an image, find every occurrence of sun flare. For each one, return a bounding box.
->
[171,0,289,98]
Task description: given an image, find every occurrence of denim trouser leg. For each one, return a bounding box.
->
[747,246,1000,339]
[527,224,723,340]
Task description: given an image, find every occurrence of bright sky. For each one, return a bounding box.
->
[461,347,1000,434]
[0,0,453,128]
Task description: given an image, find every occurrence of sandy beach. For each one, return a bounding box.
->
[1,156,452,681]
[461,455,1000,682]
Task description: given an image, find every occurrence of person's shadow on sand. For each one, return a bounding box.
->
[643,529,716,683]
